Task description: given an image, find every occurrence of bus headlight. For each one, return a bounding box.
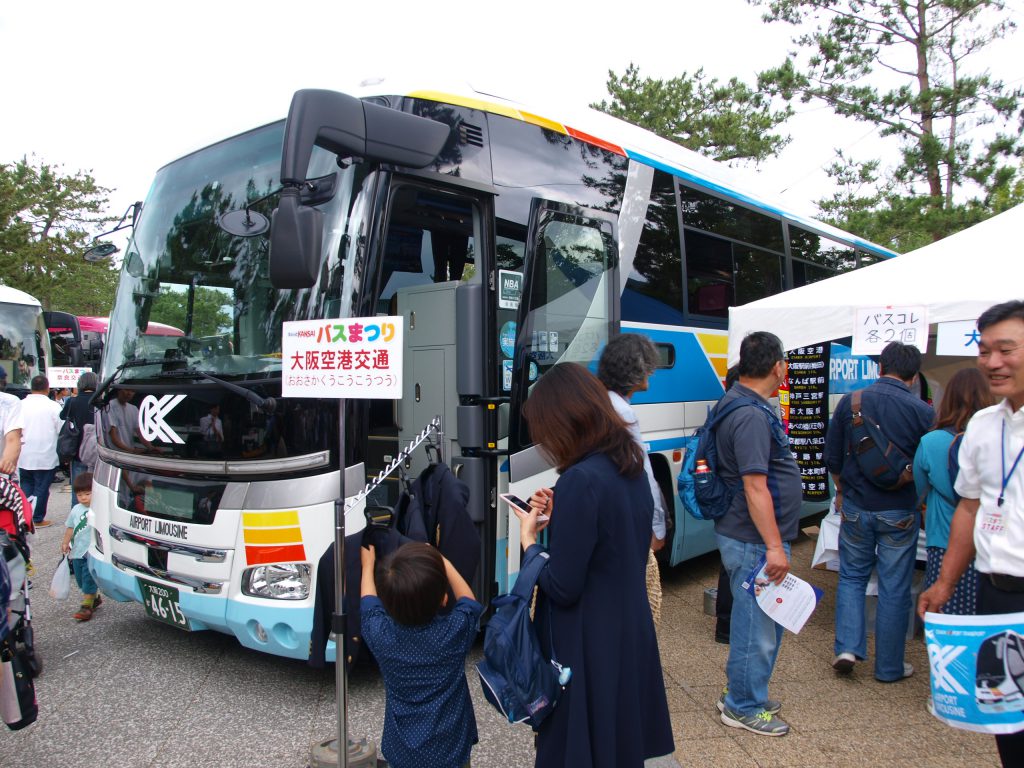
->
[242,563,311,600]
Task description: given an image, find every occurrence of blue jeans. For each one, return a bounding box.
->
[717,533,790,716]
[70,459,88,486]
[21,467,58,523]
[834,500,918,681]
[71,555,98,596]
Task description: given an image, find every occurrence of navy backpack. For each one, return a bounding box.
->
[476,548,569,729]
[678,396,775,521]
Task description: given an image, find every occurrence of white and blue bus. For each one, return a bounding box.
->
[85,81,895,660]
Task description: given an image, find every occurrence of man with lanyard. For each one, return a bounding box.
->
[920,300,1024,765]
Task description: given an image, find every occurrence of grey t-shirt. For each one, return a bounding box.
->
[712,383,803,544]
[106,398,141,450]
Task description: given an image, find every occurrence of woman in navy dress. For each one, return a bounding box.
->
[513,363,674,767]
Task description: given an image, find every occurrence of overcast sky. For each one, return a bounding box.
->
[2,0,1021,231]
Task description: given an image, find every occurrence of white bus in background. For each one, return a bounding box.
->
[82,81,895,661]
[0,285,50,396]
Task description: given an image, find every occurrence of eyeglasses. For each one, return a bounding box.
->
[978,344,1023,360]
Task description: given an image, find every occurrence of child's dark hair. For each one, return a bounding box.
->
[376,543,447,627]
[72,472,93,493]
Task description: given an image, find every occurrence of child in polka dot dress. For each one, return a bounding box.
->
[361,542,481,768]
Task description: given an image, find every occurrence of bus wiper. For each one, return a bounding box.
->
[160,368,277,414]
[90,358,171,408]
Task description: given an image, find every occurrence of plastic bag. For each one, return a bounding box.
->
[49,556,71,600]
[811,499,841,571]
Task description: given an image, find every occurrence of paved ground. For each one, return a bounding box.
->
[0,483,1002,767]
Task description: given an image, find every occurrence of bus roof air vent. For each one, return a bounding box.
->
[458,122,484,148]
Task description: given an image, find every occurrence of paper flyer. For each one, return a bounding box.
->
[925,611,1024,734]
[741,555,822,634]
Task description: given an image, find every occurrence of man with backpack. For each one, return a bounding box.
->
[826,341,933,681]
[714,331,802,737]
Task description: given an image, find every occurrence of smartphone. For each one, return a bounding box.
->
[500,493,549,521]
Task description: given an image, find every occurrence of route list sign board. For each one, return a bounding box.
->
[786,344,831,503]
[282,316,403,399]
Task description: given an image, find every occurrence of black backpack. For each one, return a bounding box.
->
[848,389,914,490]
[56,418,83,462]
[476,548,568,729]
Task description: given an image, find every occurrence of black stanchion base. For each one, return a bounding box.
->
[308,736,378,768]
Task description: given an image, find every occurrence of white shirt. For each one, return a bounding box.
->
[0,391,23,438]
[956,399,1024,576]
[609,391,667,540]
[199,413,223,441]
[17,393,62,470]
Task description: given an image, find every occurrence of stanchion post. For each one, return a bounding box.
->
[334,399,348,768]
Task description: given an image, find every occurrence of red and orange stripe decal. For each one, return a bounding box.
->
[408,90,626,157]
[242,510,306,565]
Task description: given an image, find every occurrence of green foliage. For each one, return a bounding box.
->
[0,157,119,312]
[592,63,793,163]
[753,0,1022,246]
[149,285,232,339]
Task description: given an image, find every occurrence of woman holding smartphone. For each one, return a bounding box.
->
[512,363,673,768]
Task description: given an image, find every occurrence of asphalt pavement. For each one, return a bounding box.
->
[0,483,1001,767]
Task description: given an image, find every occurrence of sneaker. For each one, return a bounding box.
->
[878,662,914,682]
[73,604,95,622]
[832,652,856,673]
[717,687,781,716]
[720,705,790,736]
[34,520,53,528]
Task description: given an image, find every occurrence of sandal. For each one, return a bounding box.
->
[73,605,95,622]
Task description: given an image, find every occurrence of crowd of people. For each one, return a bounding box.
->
[4,300,1024,766]
[359,301,1024,768]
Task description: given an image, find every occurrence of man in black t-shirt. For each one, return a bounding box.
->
[715,331,802,737]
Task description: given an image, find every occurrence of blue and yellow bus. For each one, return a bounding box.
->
[85,81,895,660]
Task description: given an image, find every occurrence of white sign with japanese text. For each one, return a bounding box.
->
[47,366,93,388]
[936,320,981,357]
[281,316,403,400]
[852,305,929,356]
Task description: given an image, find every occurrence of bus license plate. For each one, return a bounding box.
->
[138,578,191,631]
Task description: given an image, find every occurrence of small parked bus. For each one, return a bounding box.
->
[0,286,49,396]
[84,81,895,660]
[47,315,185,372]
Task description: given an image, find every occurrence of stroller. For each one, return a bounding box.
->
[1,475,40,729]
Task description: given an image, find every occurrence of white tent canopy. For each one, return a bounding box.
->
[727,204,1024,365]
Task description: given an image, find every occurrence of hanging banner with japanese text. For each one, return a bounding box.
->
[936,320,982,357]
[852,305,928,356]
[786,344,831,502]
[281,316,403,400]
[925,611,1024,735]
[47,367,94,388]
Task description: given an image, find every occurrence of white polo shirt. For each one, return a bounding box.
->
[18,393,62,470]
[956,399,1024,576]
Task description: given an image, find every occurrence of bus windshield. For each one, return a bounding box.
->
[103,121,369,384]
[0,300,47,390]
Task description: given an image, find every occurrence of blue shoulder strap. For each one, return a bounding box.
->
[710,396,788,447]
[707,395,761,431]
[512,548,550,601]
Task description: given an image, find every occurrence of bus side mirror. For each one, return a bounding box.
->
[267,88,450,291]
[269,187,323,289]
